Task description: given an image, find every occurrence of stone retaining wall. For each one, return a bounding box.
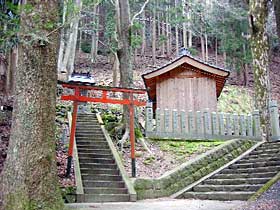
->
[134,139,256,200]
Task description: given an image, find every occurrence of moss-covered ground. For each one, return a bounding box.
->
[218,85,253,114]
[154,140,224,161]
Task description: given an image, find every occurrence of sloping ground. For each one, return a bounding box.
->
[179,141,280,201]
[122,140,225,179]
[217,85,253,114]
[228,52,280,105]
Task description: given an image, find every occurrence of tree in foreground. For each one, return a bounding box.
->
[273,0,280,40]
[0,1,64,209]
[248,0,271,141]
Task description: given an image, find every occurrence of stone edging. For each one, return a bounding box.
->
[134,139,256,200]
[67,112,84,196]
[249,171,280,201]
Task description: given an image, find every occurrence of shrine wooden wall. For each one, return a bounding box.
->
[156,67,217,112]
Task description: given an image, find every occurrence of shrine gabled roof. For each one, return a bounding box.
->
[142,54,230,79]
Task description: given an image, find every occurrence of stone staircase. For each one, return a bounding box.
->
[180,141,280,201]
[75,113,130,202]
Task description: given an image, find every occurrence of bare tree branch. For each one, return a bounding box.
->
[131,0,150,25]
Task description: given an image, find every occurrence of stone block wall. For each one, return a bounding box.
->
[134,139,255,200]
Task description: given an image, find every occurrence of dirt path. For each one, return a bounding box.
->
[67,198,245,210]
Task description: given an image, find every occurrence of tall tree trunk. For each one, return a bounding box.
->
[200,29,205,61]
[5,47,17,96]
[243,42,248,87]
[68,0,82,74]
[152,5,156,64]
[187,2,192,48]
[91,4,99,63]
[175,0,179,56]
[273,0,280,40]
[215,36,218,65]
[112,52,119,87]
[165,10,171,57]
[116,0,133,124]
[182,0,188,48]
[57,0,67,75]
[60,0,82,76]
[141,11,146,56]
[78,23,82,55]
[205,33,208,62]
[0,1,64,209]
[249,0,271,141]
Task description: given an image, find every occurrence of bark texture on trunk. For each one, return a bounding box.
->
[116,0,132,88]
[273,0,280,40]
[0,1,64,209]
[116,0,133,125]
[249,0,271,141]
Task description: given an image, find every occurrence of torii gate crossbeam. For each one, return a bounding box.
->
[59,81,147,178]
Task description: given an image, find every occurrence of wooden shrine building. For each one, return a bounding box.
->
[142,50,230,112]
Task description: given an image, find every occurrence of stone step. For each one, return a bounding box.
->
[77,117,98,120]
[213,171,277,179]
[77,144,110,150]
[80,163,117,169]
[76,122,99,125]
[84,187,128,194]
[76,137,106,141]
[76,124,100,128]
[229,160,280,169]
[76,131,103,135]
[182,191,254,201]
[245,153,277,159]
[238,156,280,164]
[76,130,103,134]
[79,157,115,164]
[250,148,279,156]
[83,180,125,188]
[78,153,113,159]
[259,141,280,146]
[76,141,108,147]
[76,124,100,127]
[76,122,100,125]
[258,144,280,150]
[83,194,130,203]
[80,168,119,175]
[77,119,98,121]
[222,165,280,174]
[76,134,104,137]
[193,184,262,192]
[204,178,270,185]
[82,174,122,181]
[76,127,102,130]
[77,148,112,154]
[77,115,97,118]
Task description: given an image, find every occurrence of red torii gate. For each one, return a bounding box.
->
[59,81,147,177]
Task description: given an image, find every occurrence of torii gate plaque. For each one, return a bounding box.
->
[59,81,147,177]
